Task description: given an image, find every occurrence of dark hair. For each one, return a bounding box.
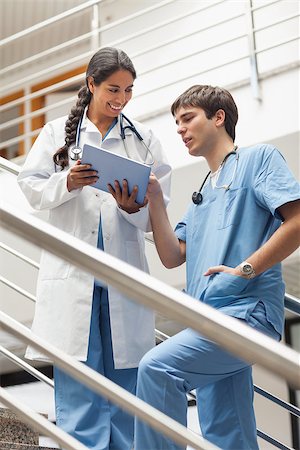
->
[53,47,136,169]
[171,85,238,141]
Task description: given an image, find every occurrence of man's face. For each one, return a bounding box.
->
[174,106,217,157]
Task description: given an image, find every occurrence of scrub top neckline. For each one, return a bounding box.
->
[103,117,118,141]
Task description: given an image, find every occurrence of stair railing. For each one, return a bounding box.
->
[1,0,299,153]
[0,310,218,450]
[1,201,299,384]
[156,331,300,450]
[0,154,300,449]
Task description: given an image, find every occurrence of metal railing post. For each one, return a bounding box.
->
[91,4,100,50]
[246,0,262,100]
[24,85,31,155]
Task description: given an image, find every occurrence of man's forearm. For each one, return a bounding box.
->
[148,191,185,269]
[241,213,300,276]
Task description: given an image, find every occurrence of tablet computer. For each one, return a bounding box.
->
[81,143,151,204]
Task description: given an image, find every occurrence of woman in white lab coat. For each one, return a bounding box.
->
[18,47,171,450]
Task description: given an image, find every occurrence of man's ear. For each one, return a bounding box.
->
[87,76,94,94]
[215,109,226,128]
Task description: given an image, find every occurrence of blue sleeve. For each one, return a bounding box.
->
[254,147,300,220]
[174,203,194,241]
[174,220,186,241]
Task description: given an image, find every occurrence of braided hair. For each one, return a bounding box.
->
[53,47,136,169]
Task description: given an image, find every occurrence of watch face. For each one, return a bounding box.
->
[242,264,253,274]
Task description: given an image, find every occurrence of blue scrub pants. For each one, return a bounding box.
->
[54,217,137,449]
[134,302,280,450]
[54,285,137,450]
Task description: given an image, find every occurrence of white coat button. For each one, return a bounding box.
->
[92,230,96,234]
[105,234,110,240]
[96,193,99,197]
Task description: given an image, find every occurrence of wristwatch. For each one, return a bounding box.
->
[239,261,256,279]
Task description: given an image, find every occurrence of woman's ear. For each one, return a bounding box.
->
[87,76,94,94]
[215,109,226,128]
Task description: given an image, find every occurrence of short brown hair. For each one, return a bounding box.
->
[171,85,238,141]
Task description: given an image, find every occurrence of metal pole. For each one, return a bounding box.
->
[246,0,262,100]
[0,312,218,450]
[1,202,300,388]
[91,4,100,50]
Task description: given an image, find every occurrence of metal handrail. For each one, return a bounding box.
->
[1,5,296,107]
[256,429,293,450]
[155,326,299,450]
[0,296,298,450]
[1,58,299,149]
[0,0,222,80]
[0,0,176,93]
[156,333,300,418]
[1,155,300,317]
[1,252,299,317]
[282,293,300,315]
[1,202,299,388]
[2,31,298,131]
[0,73,84,112]
[0,242,39,269]
[0,156,20,176]
[251,0,281,12]
[254,386,300,418]
[0,276,36,303]
[186,392,295,450]
[0,312,217,450]
[0,345,54,388]
[0,0,103,47]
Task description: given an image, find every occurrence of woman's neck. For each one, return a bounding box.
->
[87,107,117,137]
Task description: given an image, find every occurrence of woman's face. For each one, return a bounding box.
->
[87,69,134,119]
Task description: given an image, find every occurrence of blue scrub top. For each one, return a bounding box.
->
[175,144,300,335]
[94,118,117,288]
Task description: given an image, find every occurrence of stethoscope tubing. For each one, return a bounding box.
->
[68,112,154,166]
[192,149,239,205]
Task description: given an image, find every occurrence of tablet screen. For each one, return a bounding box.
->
[81,144,151,204]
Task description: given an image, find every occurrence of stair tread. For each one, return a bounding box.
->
[0,443,59,449]
[0,408,39,445]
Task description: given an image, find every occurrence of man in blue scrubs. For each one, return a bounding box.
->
[134,85,300,449]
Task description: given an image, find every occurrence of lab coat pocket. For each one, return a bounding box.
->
[39,250,70,280]
[217,187,247,229]
[125,241,143,269]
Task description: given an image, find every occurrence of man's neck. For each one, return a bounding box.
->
[206,139,236,172]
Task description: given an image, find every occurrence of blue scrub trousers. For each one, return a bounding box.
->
[134,301,280,450]
[54,220,137,450]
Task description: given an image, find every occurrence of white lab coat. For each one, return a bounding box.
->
[18,111,171,368]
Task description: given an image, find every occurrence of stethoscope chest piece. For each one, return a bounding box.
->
[191,148,239,205]
[192,191,203,205]
[68,145,82,161]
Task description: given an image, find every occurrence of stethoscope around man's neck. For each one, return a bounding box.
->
[192,146,239,205]
[68,112,155,166]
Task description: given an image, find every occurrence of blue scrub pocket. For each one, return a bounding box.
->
[217,187,247,229]
[203,273,250,308]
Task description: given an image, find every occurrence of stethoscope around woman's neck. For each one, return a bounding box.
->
[192,145,239,205]
[68,112,155,166]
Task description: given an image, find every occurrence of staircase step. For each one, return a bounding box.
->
[0,443,57,449]
[0,408,39,445]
